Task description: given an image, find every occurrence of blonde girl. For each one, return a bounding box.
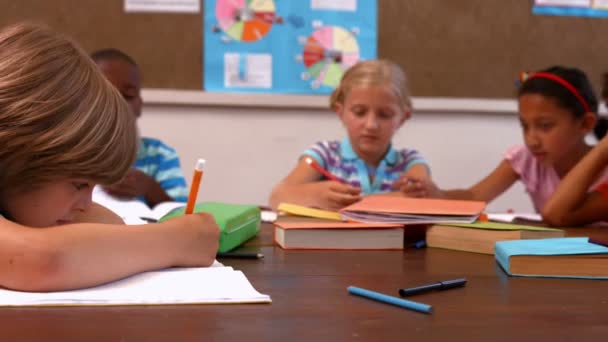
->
[269,60,431,210]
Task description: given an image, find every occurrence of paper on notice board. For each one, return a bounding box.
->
[125,0,200,13]
[535,0,590,6]
[311,0,357,12]
[224,53,272,89]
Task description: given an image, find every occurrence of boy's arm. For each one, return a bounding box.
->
[0,214,220,292]
[151,148,189,204]
[542,138,608,226]
[104,142,188,206]
[103,169,173,206]
[141,171,175,206]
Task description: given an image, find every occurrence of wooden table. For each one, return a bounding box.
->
[0,224,606,341]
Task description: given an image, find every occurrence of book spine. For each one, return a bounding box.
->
[494,243,512,275]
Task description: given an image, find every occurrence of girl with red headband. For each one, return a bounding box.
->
[402,66,608,226]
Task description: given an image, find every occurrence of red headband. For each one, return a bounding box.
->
[526,72,591,113]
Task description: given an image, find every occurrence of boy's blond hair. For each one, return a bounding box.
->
[329,59,412,112]
[0,23,137,193]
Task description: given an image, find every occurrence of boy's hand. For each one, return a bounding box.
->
[313,181,361,211]
[163,212,221,266]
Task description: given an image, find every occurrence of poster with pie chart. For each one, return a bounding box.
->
[204,0,377,94]
[215,0,277,42]
[302,26,360,89]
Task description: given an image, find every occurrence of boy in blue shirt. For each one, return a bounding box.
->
[91,49,189,207]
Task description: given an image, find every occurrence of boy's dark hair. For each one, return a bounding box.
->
[90,48,137,66]
[518,66,598,119]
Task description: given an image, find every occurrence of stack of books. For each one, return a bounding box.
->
[274,197,487,250]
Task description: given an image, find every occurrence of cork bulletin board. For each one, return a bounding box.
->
[2,0,607,98]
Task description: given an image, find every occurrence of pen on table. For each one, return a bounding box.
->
[347,286,432,314]
[399,278,467,297]
[304,157,344,183]
[216,252,264,259]
[588,237,608,248]
[185,158,205,214]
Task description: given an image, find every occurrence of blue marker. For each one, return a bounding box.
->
[347,286,433,314]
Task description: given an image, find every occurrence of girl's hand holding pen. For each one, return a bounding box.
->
[313,181,361,211]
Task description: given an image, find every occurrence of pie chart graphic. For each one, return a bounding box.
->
[302,26,360,88]
[216,0,277,42]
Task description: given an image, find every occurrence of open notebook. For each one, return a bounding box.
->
[0,263,271,307]
[92,186,185,224]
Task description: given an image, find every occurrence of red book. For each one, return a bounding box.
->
[274,221,404,250]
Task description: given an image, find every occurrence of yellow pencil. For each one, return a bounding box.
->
[185,158,205,214]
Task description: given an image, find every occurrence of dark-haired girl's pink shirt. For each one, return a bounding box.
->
[505,144,608,212]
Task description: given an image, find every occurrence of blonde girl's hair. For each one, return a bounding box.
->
[329,59,412,112]
[0,23,137,193]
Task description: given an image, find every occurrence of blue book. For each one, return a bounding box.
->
[495,237,608,279]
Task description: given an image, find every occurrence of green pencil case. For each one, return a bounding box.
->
[159,202,261,253]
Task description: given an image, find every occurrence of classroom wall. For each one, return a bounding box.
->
[138,97,534,213]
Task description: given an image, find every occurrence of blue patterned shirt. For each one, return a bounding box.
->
[135,137,189,203]
[303,138,429,195]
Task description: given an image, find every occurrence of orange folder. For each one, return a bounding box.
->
[339,196,486,224]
